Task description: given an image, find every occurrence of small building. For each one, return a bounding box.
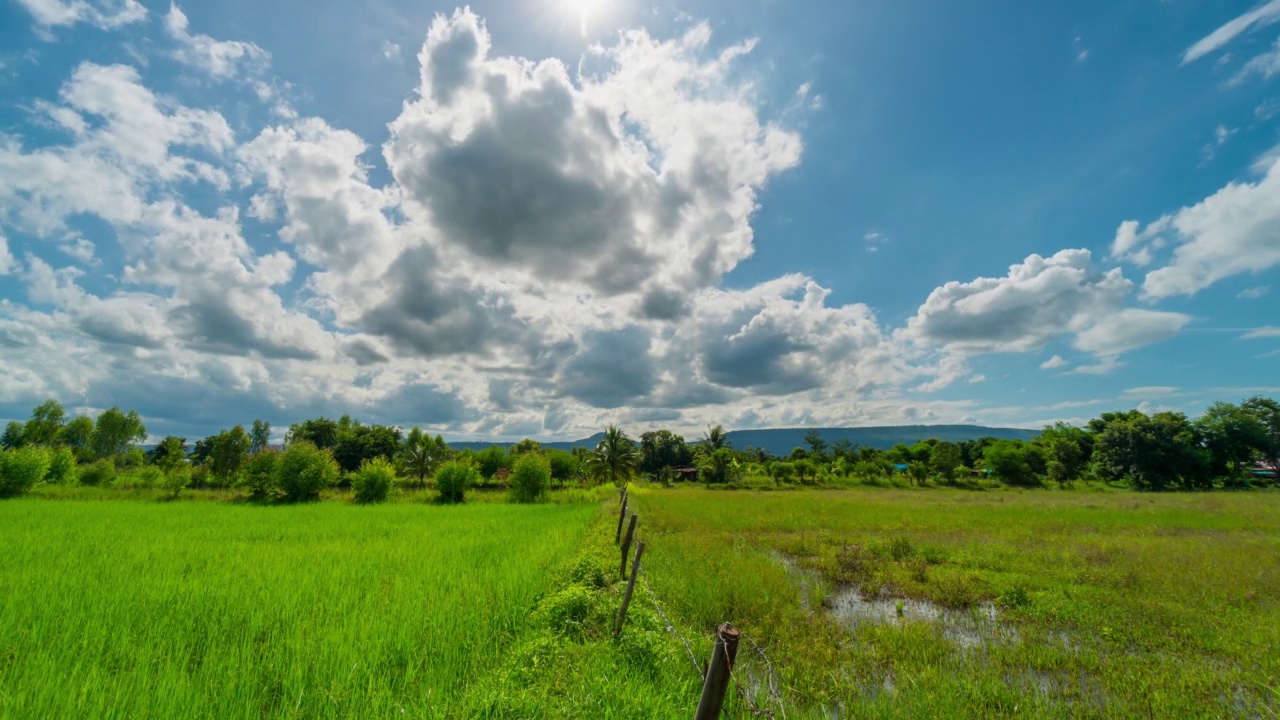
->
[669,466,699,482]
[1252,461,1278,480]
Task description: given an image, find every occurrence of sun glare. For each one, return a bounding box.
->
[572,0,603,38]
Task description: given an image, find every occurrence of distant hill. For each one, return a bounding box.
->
[447,425,1038,456]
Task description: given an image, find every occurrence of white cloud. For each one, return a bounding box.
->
[58,234,95,263]
[1062,356,1124,376]
[14,0,145,32]
[1040,355,1069,370]
[1071,309,1191,356]
[1239,285,1271,299]
[905,249,1138,354]
[165,4,270,79]
[1182,1,1280,65]
[1135,157,1280,298]
[1243,326,1280,339]
[0,234,13,275]
[382,41,402,61]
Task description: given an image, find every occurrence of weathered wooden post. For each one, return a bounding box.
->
[613,541,645,637]
[615,495,628,544]
[620,514,638,579]
[693,623,740,720]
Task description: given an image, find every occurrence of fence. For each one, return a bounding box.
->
[611,486,789,719]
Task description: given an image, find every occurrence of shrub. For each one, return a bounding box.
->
[136,466,164,488]
[241,449,280,500]
[0,446,52,497]
[160,464,191,499]
[45,447,77,485]
[434,460,479,504]
[276,442,339,502]
[78,458,116,487]
[190,462,211,489]
[351,457,396,504]
[509,453,551,503]
[119,447,146,469]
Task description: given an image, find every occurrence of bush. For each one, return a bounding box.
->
[434,460,480,504]
[136,466,164,488]
[241,449,280,500]
[45,447,77,485]
[160,464,191,499]
[276,442,339,502]
[509,453,551,503]
[0,446,52,497]
[351,457,396,504]
[190,462,211,489]
[119,447,146,469]
[78,458,116,487]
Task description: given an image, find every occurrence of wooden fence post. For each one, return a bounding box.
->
[620,514,638,579]
[613,541,645,637]
[693,623,740,720]
[615,495,628,544]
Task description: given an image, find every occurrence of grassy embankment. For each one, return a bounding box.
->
[628,486,1280,718]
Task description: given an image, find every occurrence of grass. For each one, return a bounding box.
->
[627,485,1280,718]
[0,498,597,718]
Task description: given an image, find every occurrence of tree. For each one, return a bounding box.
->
[1,421,24,450]
[1242,396,1280,469]
[23,400,65,446]
[333,421,403,474]
[474,446,512,481]
[1093,411,1210,491]
[983,440,1038,487]
[241,448,280,500]
[250,420,271,454]
[90,407,146,460]
[546,449,579,487]
[400,429,450,487]
[275,442,339,501]
[510,453,551,503]
[510,439,542,455]
[639,429,693,476]
[351,457,397,503]
[57,415,94,460]
[0,446,52,497]
[697,447,738,485]
[803,430,828,460]
[435,460,480,504]
[147,436,187,470]
[1046,439,1084,488]
[701,425,730,453]
[1198,401,1269,488]
[767,461,794,486]
[583,425,640,487]
[209,426,251,485]
[793,458,815,484]
[286,417,339,450]
[931,441,963,483]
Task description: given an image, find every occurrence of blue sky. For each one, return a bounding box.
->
[0,0,1277,441]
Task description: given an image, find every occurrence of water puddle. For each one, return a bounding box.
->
[827,587,1019,651]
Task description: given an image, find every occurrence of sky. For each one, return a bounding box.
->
[0,0,1278,442]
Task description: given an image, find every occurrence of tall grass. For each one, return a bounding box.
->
[0,499,595,718]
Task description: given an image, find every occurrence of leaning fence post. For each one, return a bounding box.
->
[620,514,638,579]
[614,541,645,637]
[615,495,628,544]
[693,623,740,720]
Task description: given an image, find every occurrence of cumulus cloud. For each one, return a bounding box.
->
[1040,355,1068,370]
[165,4,270,79]
[1071,309,1191,357]
[905,249,1137,353]
[1128,157,1280,299]
[14,0,146,32]
[0,234,14,275]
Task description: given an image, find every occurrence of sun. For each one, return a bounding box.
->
[571,0,603,38]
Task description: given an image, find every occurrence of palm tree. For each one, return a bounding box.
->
[583,425,640,487]
[700,425,730,455]
[401,428,450,488]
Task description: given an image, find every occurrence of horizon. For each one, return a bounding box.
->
[1,0,1278,442]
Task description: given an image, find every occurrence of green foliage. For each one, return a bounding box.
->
[534,585,599,637]
[78,458,116,487]
[1243,396,1280,468]
[434,460,480,504]
[983,440,1040,487]
[208,425,251,486]
[546,449,579,487]
[510,438,542,455]
[136,466,164,489]
[89,407,146,461]
[285,417,339,449]
[400,429,450,485]
[249,419,271,454]
[701,424,730,452]
[792,457,815,484]
[766,460,795,485]
[275,442,339,502]
[931,441,963,482]
[509,453,551,503]
[118,447,146,469]
[803,429,828,459]
[1,421,24,450]
[1199,401,1269,487]
[23,400,65,446]
[474,446,512,480]
[160,464,191,499]
[582,425,639,487]
[57,416,94,460]
[1093,411,1211,491]
[351,457,397,504]
[0,446,51,497]
[146,436,187,470]
[45,447,77,485]
[241,448,280,500]
[697,447,738,485]
[189,462,211,489]
[333,421,402,475]
[638,429,692,476]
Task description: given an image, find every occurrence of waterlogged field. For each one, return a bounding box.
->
[630,487,1280,718]
[0,499,596,718]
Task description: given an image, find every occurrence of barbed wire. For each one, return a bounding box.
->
[719,622,775,719]
[637,562,704,681]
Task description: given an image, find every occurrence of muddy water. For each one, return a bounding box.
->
[826,587,1020,650]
